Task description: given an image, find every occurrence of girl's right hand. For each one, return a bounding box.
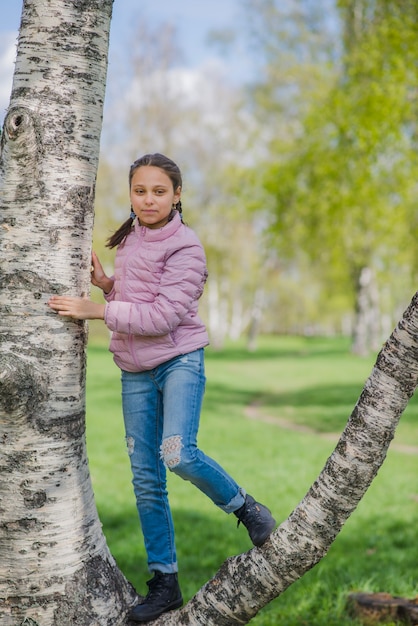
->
[91,251,114,293]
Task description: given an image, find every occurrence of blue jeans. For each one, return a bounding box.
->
[121,348,245,574]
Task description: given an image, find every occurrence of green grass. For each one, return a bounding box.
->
[85,335,418,625]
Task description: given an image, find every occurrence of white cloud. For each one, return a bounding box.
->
[0,33,17,124]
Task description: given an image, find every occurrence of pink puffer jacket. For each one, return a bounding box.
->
[104,212,209,372]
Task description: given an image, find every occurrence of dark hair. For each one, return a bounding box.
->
[106,153,183,249]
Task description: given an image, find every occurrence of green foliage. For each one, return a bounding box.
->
[253,0,418,326]
[86,336,418,625]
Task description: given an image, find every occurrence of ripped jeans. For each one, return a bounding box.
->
[121,348,245,574]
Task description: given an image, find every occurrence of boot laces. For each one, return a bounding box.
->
[236,500,262,528]
[146,574,169,601]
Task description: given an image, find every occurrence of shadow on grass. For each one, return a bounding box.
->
[328,513,418,584]
[205,337,353,363]
[204,380,366,433]
[206,380,364,409]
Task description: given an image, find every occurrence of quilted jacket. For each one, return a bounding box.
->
[104,212,209,372]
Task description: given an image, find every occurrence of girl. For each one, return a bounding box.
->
[48,153,276,623]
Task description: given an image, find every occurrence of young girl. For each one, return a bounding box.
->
[48,153,276,623]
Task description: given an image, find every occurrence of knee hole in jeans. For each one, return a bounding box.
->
[126,436,135,456]
[160,435,183,469]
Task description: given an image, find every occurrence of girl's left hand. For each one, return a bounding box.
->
[48,296,105,320]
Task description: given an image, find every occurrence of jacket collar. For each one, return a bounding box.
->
[134,210,182,242]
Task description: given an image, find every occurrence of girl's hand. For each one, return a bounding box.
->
[91,251,114,293]
[48,296,105,320]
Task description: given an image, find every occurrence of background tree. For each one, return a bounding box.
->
[252,0,418,352]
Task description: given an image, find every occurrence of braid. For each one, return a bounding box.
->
[106,215,134,249]
[175,199,184,221]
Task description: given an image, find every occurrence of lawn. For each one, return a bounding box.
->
[85,334,418,625]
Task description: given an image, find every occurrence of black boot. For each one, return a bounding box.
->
[234,494,276,547]
[129,571,183,623]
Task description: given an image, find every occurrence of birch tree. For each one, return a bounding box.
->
[0,1,136,624]
[258,0,418,349]
[1,2,418,626]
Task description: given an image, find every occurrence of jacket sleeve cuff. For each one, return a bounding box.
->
[104,282,116,302]
[104,302,119,330]
[104,301,132,333]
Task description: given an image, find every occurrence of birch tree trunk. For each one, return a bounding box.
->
[352,266,381,356]
[0,1,136,624]
[153,290,418,625]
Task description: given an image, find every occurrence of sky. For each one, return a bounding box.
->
[0,0,254,125]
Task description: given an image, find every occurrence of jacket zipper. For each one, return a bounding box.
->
[125,227,146,371]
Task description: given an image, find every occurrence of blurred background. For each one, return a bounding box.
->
[2,0,417,355]
[2,7,417,622]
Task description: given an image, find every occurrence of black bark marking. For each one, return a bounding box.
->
[66,184,95,227]
[0,558,135,624]
[19,482,48,509]
[24,491,48,509]
[0,269,64,295]
[32,410,86,440]
[0,355,48,417]
[0,451,34,473]
[0,518,47,533]
[53,555,137,626]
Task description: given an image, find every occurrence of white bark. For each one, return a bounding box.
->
[206,277,230,349]
[153,291,418,625]
[352,266,381,356]
[246,288,265,351]
[0,1,136,624]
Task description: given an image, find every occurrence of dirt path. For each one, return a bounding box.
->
[244,404,418,456]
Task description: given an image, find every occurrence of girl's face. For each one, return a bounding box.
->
[130,165,181,229]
